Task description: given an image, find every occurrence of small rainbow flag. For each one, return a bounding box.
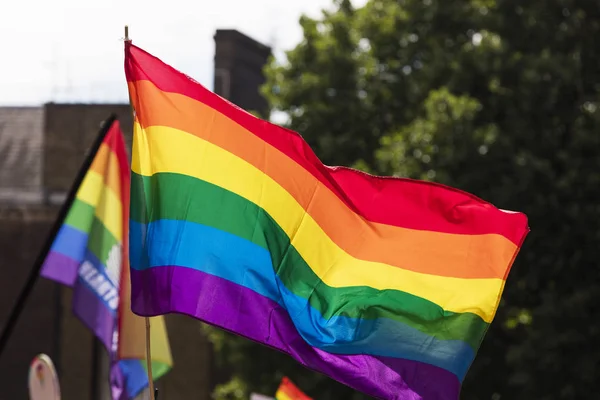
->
[275,377,311,400]
[125,43,529,400]
[40,119,172,399]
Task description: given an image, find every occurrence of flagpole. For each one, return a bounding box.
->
[145,317,156,400]
[0,114,118,356]
[123,25,157,400]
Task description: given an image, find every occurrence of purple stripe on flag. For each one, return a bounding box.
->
[130,266,460,400]
[70,264,138,400]
[110,362,127,400]
[40,251,80,287]
[72,278,115,352]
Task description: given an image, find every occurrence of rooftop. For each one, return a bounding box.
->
[0,107,45,204]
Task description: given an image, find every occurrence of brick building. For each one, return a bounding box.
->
[0,29,270,399]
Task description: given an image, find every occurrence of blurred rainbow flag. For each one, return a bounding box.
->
[40,118,172,399]
[275,377,311,400]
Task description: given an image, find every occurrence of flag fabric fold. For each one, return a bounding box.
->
[40,119,172,400]
[125,42,529,400]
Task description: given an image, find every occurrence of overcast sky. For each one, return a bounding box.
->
[1,0,361,105]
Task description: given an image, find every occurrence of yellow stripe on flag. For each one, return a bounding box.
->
[76,170,123,241]
[275,392,294,400]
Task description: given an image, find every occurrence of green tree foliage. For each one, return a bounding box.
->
[206,1,600,399]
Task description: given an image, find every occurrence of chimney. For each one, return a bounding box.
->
[213,30,272,118]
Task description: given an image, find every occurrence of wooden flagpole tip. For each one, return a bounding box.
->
[124,25,131,42]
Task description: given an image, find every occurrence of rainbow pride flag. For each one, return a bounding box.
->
[275,377,311,400]
[125,43,529,400]
[40,119,172,400]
